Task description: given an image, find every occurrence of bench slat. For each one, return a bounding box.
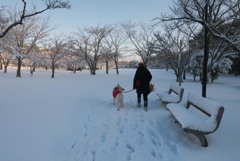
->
[187,93,223,117]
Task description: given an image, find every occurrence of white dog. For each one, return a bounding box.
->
[112,84,125,110]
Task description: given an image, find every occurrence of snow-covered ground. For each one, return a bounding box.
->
[0,68,239,161]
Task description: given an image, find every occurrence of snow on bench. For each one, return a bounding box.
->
[159,84,184,104]
[166,93,224,147]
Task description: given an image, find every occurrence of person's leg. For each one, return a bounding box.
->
[143,93,148,111]
[137,93,141,107]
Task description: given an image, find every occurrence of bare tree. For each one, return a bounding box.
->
[208,40,234,82]
[27,46,46,74]
[155,0,240,51]
[64,54,84,74]
[7,15,50,77]
[121,22,157,66]
[103,26,128,74]
[0,51,13,73]
[154,0,240,97]
[154,25,190,83]
[72,25,111,75]
[44,35,67,78]
[189,48,233,83]
[101,46,113,74]
[162,20,234,83]
[0,34,14,73]
[0,0,70,39]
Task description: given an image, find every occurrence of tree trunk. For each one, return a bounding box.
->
[202,2,209,98]
[91,63,97,75]
[91,69,96,75]
[0,60,2,70]
[183,70,186,80]
[193,75,196,82]
[51,62,55,78]
[106,61,109,74]
[173,68,179,82]
[89,66,96,75]
[115,60,119,74]
[16,57,22,77]
[4,64,8,73]
[30,67,33,76]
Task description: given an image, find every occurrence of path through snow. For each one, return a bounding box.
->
[63,97,181,161]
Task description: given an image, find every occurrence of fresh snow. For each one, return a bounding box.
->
[166,103,218,132]
[159,84,183,103]
[159,92,180,103]
[166,92,224,132]
[0,68,239,161]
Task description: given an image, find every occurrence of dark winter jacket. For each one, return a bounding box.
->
[133,66,152,94]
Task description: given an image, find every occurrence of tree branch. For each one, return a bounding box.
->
[0,0,70,38]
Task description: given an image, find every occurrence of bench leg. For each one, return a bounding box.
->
[192,133,208,147]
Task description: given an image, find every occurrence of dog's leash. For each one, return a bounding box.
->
[154,90,161,98]
[122,89,135,93]
[150,87,162,99]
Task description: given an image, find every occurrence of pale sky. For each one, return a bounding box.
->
[2,0,173,35]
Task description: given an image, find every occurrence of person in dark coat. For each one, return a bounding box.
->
[133,62,152,111]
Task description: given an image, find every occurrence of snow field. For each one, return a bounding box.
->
[0,68,239,161]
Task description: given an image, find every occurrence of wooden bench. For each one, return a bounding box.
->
[159,84,184,104]
[166,93,224,147]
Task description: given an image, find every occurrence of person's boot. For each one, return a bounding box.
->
[144,106,148,111]
[144,102,148,111]
[137,103,142,108]
[137,97,141,108]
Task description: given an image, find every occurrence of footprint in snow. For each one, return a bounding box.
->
[135,131,145,145]
[110,137,119,151]
[126,143,135,161]
[101,132,107,143]
[167,141,178,155]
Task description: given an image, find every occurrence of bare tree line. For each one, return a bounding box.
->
[1,15,157,77]
[0,0,239,83]
[152,0,240,97]
[0,0,70,78]
[153,0,239,83]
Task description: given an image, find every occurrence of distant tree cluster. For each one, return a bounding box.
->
[0,0,70,78]
[153,0,240,83]
[0,0,239,82]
